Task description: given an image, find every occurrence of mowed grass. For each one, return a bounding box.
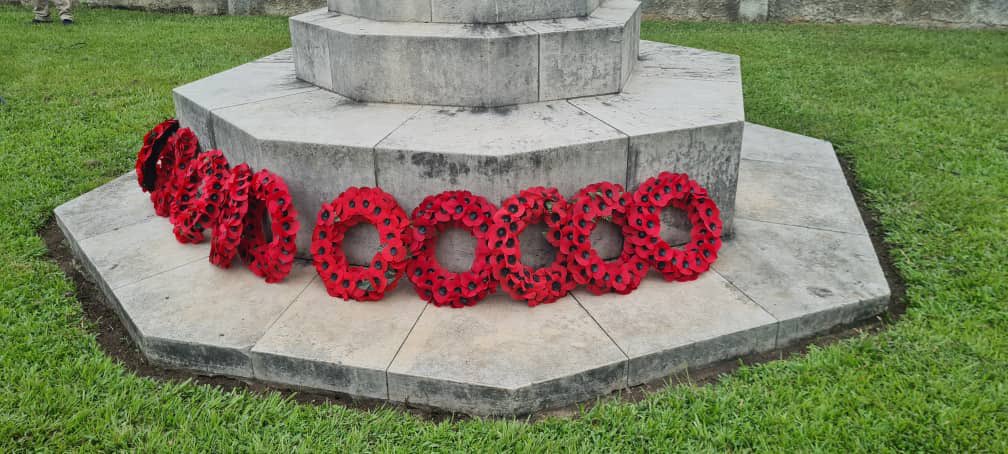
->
[1,5,1007,450]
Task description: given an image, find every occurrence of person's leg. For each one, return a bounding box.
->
[32,0,51,22]
[56,0,73,22]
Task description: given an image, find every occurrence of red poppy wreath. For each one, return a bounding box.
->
[629,172,723,282]
[170,149,231,244]
[311,187,412,301]
[566,182,650,295]
[406,191,497,308]
[135,118,180,215]
[209,163,253,268]
[238,169,300,283]
[487,187,577,306]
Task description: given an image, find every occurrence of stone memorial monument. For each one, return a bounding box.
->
[55,0,891,416]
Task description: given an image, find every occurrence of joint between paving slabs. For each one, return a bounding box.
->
[734,216,869,237]
[371,105,425,190]
[384,301,430,401]
[110,253,210,291]
[569,292,632,388]
[246,272,319,379]
[710,268,781,349]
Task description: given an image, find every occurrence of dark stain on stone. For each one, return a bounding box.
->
[436,108,457,117]
[491,106,516,116]
[469,106,490,114]
[411,153,470,184]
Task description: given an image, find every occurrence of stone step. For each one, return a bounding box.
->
[330,0,601,24]
[173,41,744,268]
[290,0,641,107]
[54,124,891,415]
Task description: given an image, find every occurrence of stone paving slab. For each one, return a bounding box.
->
[75,216,209,291]
[741,123,841,170]
[573,273,778,386]
[387,293,628,416]
[736,158,868,235]
[713,218,889,345]
[251,282,427,400]
[113,260,316,377]
[54,171,153,245]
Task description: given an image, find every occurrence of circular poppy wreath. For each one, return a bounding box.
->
[629,172,723,282]
[566,182,650,295]
[311,187,412,301]
[238,169,300,283]
[487,187,576,306]
[209,163,253,268]
[134,118,180,214]
[149,127,197,217]
[407,191,497,308]
[170,150,231,244]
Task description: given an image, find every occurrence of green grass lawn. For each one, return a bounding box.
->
[1,5,1007,450]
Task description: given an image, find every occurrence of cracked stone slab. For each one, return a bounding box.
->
[574,273,777,385]
[112,259,316,378]
[251,282,426,400]
[387,294,627,416]
[713,218,889,345]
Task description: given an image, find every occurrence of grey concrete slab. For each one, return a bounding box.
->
[387,294,627,416]
[251,282,426,400]
[172,59,317,148]
[713,218,889,346]
[592,0,641,86]
[375,102,628,270]
[574,273,777,385]
[76,216,209,291]
[54,171,154,244]
[741,123,842,170]
[736,158,868,235]
[211,89,421,258]
[112,259,315,377]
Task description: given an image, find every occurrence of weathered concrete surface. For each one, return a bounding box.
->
[114,260,316,377]
[375,102,629,270]
[210,89,420,257]
[53,172,154,246]
[55,123,891,416]
[325,0,603,23]
[173,50,317,149]
[289,1,641,107]
[574,273,777,385]
[75,216,209,291]
[713,218,889,345]
[251,282,427,399]
[571,40,744,240]
[387,294,628,416]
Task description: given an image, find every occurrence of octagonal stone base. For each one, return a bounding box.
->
[173,41,743,270]
[55,123,890,417]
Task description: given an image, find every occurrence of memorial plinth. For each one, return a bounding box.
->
[55,0,891,416]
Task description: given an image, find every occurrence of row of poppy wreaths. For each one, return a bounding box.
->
[136,119,724,308]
